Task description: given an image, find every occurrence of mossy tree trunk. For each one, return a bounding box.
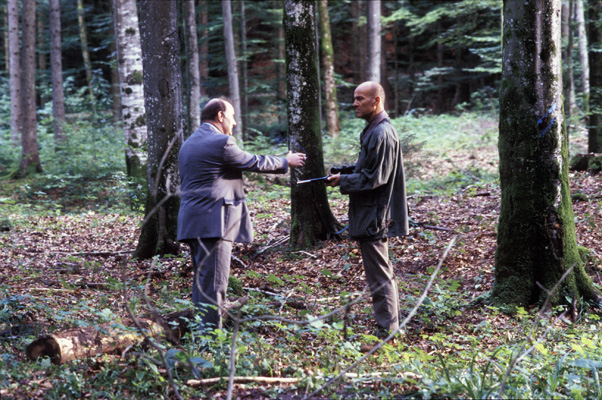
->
[366,0,381,83]
[494,0,597,307]
[135,0,183,259]
[588,0,602,153]
[284,0,339,249]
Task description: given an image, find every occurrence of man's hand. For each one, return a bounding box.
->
[286,151,306,167]
[326,173,340,187]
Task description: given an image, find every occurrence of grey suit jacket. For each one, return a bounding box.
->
[177,123,288,243]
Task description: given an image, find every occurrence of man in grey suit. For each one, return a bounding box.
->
[178,98,306,333]
[327,81,408,337]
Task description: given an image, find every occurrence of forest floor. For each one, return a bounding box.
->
[0,129,601,399]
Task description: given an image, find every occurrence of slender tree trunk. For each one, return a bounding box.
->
[113,0,147,179]
[185,0,201,133]
[17,0,41,177]
[222,0,243,140]
[284,0,339,249]
[588,0,602,153]
[562,0,578,127]
[275,0,286,122]
[240,0,248,137]
[318,0,340,136]
[366,0,381,83]
[575,0,589,114]
[199,1,208,98]
[36,6,46,110]
[3,6,8,73]
[135,0,183,259]
[494,0,596,307]
[109,21,121,126]
[351,0,366,83]
[77,0,95,112]
[7,0,21,146]
[49,0,66,144]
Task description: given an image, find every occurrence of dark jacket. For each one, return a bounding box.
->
[177,123,288,243]
[339,111,409,240]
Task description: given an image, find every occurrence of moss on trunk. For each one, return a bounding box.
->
[494,0,597,308]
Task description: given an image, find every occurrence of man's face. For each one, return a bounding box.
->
[219,102,237,136]
[353,86,379,121]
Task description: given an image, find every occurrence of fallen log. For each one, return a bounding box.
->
[570,153,602,174]
[26,297,250,365]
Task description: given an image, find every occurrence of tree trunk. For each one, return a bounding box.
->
[366,0,381,83]
[284,0,339,249]
[109,21,122,126]
[7,0,21,146]
[135,0,184,259]
[49,0,66,144]
[199,1,208,98]
[222,0,243,140]
[275,0,286,115]
[112,0,147,179]
[185,0,201,133]
[3,6,8,73]
[240,0,249,137]
[77,0,96,112]
[575,0,589,114]
[588,0,602,153]
[36,6,46,110]
[318,0,340,136]
[17,0,41,178]
[351,1,366,83]
[494,0,597,307]
[562,0,578,127]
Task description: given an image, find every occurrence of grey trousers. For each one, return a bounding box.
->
[359,238,400,332]
[188,238,233,332]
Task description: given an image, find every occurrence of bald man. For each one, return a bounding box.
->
[178,98,306,334]
[328,82,409,336]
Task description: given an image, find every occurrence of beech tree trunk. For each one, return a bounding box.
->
[494,0,597,307]
[112,0,147,179]
[135,0,184,259]
[351,1,366,83]
[17,0,41,178]
[49,0,66,144]
[7,0,20,146]
[185,0,201,133]
[284,0,339,248]
[199,1,209,98]
[222,0,243,140]
[275,0,286,122]
[318,0,340,136]
[240,0,249,136]
[366,0,381,83]
[588,0,602,153]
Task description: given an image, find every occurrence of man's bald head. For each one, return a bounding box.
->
[353,81,386,122]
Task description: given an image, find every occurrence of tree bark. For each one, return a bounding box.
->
[284,0,339,248]
[17,0,41,178]
[222,0,243,140]
[135,0,184,259]
[77,0,96,112]
[240,0,249,137]
[318,0,340,136]
[3,6,8,73]
[366,0,381,83]
[351,1,366,83]
[7,0,21,146]
[494,0,597,307]
[49,0,66,144]
[36,6,46,110]
[185,0,201,133]
[588,0,602,153]
[112,0,147,179]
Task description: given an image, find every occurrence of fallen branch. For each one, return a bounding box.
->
[187,376,301,387]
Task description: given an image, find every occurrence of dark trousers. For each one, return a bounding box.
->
[188,238,233,332]
[359,238,400,332]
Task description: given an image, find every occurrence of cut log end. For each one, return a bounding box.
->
[26,335,62,365]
